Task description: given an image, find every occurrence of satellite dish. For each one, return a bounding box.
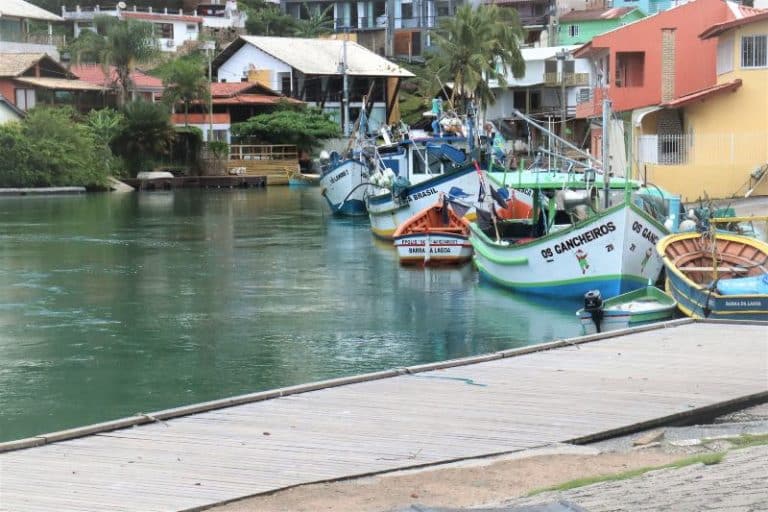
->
[117,2,127,9]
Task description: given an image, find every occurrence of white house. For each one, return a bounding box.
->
[62,2,246,52]
[0,94,25,124]
[486,46,593,122]
[0,0,64,60]
[212,36,413,133]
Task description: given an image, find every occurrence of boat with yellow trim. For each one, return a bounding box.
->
[657,231,768,321]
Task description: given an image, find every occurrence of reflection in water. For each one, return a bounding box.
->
[0,189,582,441]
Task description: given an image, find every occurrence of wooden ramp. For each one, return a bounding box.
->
[1,321,766,512]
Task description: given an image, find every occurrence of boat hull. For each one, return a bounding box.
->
[658,232,768,321]
[394,232,473,266]
[577,286,677,334]
[319,159,372,216]
[470,203,667,298]
[366,166,481,240]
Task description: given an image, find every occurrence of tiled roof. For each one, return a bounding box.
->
[0,53,47,77]
[172,113,231,125]
[14,77,108,91]
[560,7,637,22]
[209,94,303,106]
[662,79,742,108]
[70,65,164,90]
[122,12,203,24]
[0,0,62,22]
[210,82,264,97]
[700,10,768,39]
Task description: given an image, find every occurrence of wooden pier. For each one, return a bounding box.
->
[0,320,766,512]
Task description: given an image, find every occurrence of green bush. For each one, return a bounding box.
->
[232,102,340,152]
[0,107,109,188]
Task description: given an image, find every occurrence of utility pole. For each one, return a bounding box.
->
[602,98,611,209]
[201,40,216,143]
[342,30,350,137]
[556,48,568,169]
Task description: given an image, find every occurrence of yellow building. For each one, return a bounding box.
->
[633,12,768,201]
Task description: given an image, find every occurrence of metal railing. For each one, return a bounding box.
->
[637,133,768,166]
[543,72,590,87]
[229,145,298,161]
[0,33,66,46]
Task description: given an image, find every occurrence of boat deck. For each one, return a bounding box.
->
[1,320,766,512]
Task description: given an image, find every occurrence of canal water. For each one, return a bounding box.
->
[0,188,582,442]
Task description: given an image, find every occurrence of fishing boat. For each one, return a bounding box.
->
[319,130,473,217]
[576,285,677,334]
[392,194,472,266]
[657,231,768,321]
[287,168,321,186]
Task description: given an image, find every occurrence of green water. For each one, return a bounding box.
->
[0,188,581,442]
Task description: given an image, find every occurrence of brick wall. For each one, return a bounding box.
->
[661,28,676,103]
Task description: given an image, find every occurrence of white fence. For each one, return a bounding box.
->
[637,133,768,166]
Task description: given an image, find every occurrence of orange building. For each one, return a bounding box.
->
[574,0,759,118]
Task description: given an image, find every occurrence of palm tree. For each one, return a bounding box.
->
[161,56,211,127]
[103,19,158,106]
[294,3,334,38]
[428,4,525,113]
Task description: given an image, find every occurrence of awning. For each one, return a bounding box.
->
[632,106,662,128]
[661,79,742,109]
[14,77,109,91]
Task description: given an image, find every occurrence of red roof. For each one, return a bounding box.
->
[70,64,163,89]
[700,10,768,39]
[560,7,637,22]
[210,94,302,106]
[210,82,263,97]
[172,113,231,125]
[661,79,742,108]
[122,12,203,24]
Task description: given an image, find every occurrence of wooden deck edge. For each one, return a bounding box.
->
[567,390,768,445]
[0,317,706,454]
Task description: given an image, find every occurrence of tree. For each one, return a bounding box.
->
[241,0,298,36]
[160,56,210,127]
[294,3,334,38]
[232,102,340,152]
[68,16,158,106]
[112,101,175,175]
[428,4,525,112]
[0,107,108,187]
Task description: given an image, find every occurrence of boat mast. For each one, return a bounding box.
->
[602,98,611,208]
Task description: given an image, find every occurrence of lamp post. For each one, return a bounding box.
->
[201,40,216,143]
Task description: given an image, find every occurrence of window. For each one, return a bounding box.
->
[401,3,413,22]
[186,24,197,33]
[15,89,35,111]
[568,25,579,38]
[717,35,734,75]
[155,23,174,39]
[741,35,767,68]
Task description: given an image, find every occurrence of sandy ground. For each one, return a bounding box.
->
[209,445,683,512]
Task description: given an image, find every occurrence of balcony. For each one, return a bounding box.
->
[543,72,589,87]
[575,87,603,119]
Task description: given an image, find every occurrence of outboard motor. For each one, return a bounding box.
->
[583,290,604,333]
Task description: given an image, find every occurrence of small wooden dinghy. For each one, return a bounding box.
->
[393,195,472,266]
[657,231,768,320]
[576,285,677,334]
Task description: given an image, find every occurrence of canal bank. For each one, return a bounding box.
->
[1,320,765,511]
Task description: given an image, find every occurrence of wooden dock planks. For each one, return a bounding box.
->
[1,321,766,512]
